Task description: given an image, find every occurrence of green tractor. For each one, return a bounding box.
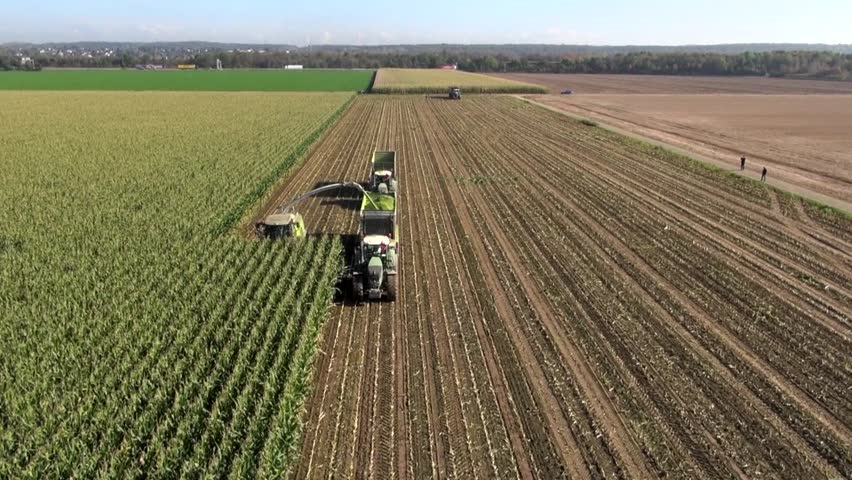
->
[349,191,399,301]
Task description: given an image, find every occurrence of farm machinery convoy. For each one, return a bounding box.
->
[256,150,399,301]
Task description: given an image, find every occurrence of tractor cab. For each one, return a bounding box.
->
[373,170,397,194]
[356,234,397,300]
[360,234,397,268]
[449,86,461,100]
[255,212,306,239]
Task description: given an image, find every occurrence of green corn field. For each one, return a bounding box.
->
[0,91,349,478]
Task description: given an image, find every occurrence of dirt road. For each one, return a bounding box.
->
[259,96,851,479]
[528,94,852,207]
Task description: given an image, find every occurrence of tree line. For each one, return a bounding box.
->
[2,49,850,80]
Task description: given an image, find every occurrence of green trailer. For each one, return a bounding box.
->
[349,191,399,301]
[370,150,397,194]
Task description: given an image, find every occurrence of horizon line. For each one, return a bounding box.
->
[3,41,852,48]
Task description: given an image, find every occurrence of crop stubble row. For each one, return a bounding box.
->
[429,98,850,477]
[270,96,851,479]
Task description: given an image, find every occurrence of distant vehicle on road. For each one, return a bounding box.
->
[561,89,574,95]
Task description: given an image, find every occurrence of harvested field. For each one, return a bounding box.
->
[489,73,852,94]
[261,95,852,479]
[528,94,852,206]
[371,68,546,94]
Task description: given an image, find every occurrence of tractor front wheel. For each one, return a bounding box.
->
[352,278,364,302]
[385,275,397,302]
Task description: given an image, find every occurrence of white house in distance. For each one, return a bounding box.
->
[285,65,304,70]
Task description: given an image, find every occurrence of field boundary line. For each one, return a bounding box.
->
[515,95,852,214]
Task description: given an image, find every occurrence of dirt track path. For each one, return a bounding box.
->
[263,96,851,479]
[522,95,852,210]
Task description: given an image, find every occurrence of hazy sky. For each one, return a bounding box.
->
[2,0,850,45]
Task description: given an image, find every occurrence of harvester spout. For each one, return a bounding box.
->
[258,181,372,239]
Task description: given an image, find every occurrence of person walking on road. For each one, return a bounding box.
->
[740,156,746,171]
[761,167,768,182]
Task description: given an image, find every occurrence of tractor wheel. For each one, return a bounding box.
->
[352,278,364,302]
[385,275,397,302]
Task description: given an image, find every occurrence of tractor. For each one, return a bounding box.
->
[350,192,398,301]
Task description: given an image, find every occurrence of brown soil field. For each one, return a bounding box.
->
[527,94,852,207]
[490,73,852,95]
[257,96,852,479]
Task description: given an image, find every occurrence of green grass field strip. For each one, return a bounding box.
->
[0,70,374,92]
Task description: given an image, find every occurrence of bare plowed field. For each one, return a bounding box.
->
[259,96,852,479]
[489,73,852,94]
[528,94,852,206]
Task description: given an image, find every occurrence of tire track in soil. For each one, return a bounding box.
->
[526,96,852,285]
[278,95,850,480]
[320,99,391,478]
[472,97,845,370]
[424,96,844,476]
[417,99,594,479]
[424,99,658,479]
[483,101,852,432]
[402,97,452,479]
[450,95,848,478]
[490,145,846,477]
[510,97,852,317]
[360,100,403,479]
[350,100,396,480]
[409,102,478,480]
[408,100,522,479]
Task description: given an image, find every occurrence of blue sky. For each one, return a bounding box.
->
[2,0,850,45]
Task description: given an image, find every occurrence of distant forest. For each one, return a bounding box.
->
[2,43,851,80]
